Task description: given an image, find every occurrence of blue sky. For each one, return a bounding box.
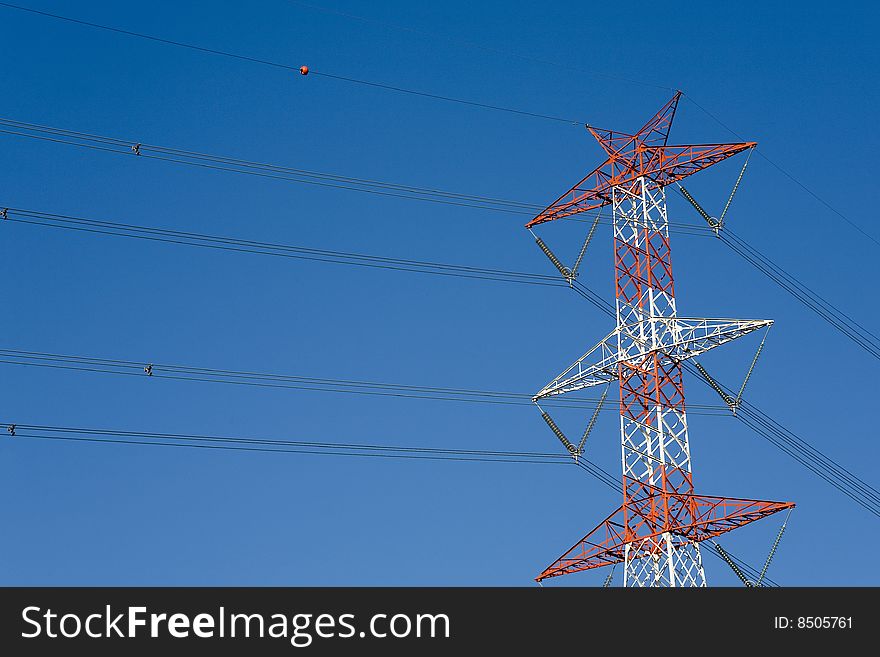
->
[0,0,877,585]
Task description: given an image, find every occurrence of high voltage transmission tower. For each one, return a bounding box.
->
[528,92,794,587]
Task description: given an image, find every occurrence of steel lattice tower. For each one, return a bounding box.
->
[529,93,794,586]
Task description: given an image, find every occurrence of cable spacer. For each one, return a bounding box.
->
[7,424,15,436]
[144,363,153,376]
[0,208,7,220]
[132,143,141,156]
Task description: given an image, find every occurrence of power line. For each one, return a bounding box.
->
[717,393,880,517]
[670,183,880,360]
[2,341,876,517]
[12,119,880,366]
[3,217,871,514]
[286,0,674,91]
[0,118,543,215]
[0,347,730,415]
[684,365,880,519]
[1,421,577,465]
[0,117,711,236]
[573,459,618,490]
[7,122,872,363]
[2,418,776,584]
[681,92,880,249]
[308,71,585,125]
[719,229,880,359]
[0,1,591,127]
[0,1,294,70]
[0,206,566,288]
[12,433,567,465]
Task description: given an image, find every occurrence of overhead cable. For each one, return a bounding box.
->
[1,421,576,465]
[0,117,710,235]
[0,2,588,126]
[681,92,880,249]
[1,417,775,584]
[0,347,730,415]
[0,206,565,288]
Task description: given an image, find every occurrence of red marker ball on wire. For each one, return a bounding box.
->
[299,65,309,75]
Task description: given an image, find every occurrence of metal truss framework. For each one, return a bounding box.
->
[530,93,794,586]
[525,92,755,228]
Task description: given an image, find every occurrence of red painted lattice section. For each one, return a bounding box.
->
[536,494,794,581]
[525,92,755,227]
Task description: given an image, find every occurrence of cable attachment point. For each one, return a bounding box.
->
[7,424,15,436]
[131,143,141,156]
[144,363,153,376]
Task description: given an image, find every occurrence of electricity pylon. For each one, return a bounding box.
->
[529,92,794,586]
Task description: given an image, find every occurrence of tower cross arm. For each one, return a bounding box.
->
[535,495,794,582]
[649,141,757,187]
[649,317,772,360]
[525,140,756,229]
[525,88,754,230]
[535,505,630,581]
[525,161,615,228]
[534,318,771,400]
[533,330,620,400]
